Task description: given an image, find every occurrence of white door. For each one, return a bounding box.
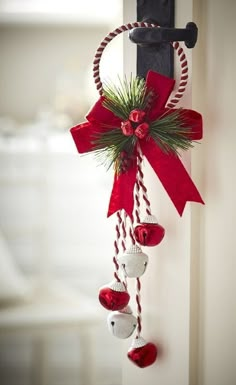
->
[192,1,236,385]
[122,1,236,385]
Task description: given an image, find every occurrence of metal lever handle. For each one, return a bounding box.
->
[129,22,198,48]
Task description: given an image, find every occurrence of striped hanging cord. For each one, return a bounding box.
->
[135,277,142,338]
[134,178,141,224]
[137,145,152,216]
[112,210,122,282]
[128,214,136,246]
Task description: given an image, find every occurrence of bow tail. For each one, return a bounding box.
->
[140,139,204,216]
[107,161,138,218]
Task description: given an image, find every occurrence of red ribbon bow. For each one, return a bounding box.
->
[70,71,204,218]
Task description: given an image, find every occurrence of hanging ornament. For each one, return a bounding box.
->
[98,280,130,311]
[118,244,148,278]
[127,337,158,368]
[134,214,165,246]
[69,21,204,368]
[107,305,137,339]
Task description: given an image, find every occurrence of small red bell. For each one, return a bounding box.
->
[134,215,165,247]
[129,109,146,123]
[134,122,149,139]
[127,337,158,368]
[121,120,134,136]
[98,281,130,311]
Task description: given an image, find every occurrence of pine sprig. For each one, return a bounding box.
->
[102,76,153,120]
[92,76,197,173]
[93,128,137,171]
[149,110,195,155]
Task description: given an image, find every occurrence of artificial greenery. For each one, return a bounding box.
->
[93,76,195,172]
[102,75,153,121]
[93,128,137,172]
[149,110,194,154]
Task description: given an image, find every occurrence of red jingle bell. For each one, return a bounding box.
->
[127,337,158,368]
[129,109,146,123]
[134,214,165,247]
[98,280,130,311]
[121,120,134,136]
[134,122,149,139]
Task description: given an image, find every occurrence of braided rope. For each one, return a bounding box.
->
[137,146,152,216]
[128,215,136,245]
[134,179,141,224]
[113,211,123,282]
[120,210,128,287]
[167,41,188,108]
[136,277,142,337]
[93,22,188,107]
[120,209,127,253]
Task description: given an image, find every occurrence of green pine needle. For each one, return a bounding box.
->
[93,128,137,171]
[102,75,154,120]
[92,77,197,173]
[150,110,195,155]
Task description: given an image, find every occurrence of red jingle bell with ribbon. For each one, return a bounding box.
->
[98,280,130,311]
[70,21,204,369]
[127,337,158,368]
[134,214,165,246]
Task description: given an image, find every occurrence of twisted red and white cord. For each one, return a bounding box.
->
[137,145,152,216]
[125,214,142,338]
[167,41,188,108]
[134,178,141,224]
[136,277,142,338]
[121,210,127,253]
[113,210,129,284]
[113,211,123,282]
[128,215,136,246]
[93,22,188,108]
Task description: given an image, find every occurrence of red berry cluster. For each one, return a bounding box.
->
[121,109,149,139]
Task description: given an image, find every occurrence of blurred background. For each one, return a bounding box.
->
[0,1,124,384]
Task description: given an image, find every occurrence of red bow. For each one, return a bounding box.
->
[70,71,204,218]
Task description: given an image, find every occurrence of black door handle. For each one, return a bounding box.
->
[129,22,198,48]
[133,0,198,79]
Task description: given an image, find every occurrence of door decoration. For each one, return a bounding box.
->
[70,22,204,368]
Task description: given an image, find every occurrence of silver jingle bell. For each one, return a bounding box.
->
[107,306,137,339]
[118,244,148,278]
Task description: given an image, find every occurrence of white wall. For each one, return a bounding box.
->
[0,25,108,122]
[0,22,123,124]
[0,6,124,385]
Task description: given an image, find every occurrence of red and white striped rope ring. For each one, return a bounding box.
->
[93,22,188,108]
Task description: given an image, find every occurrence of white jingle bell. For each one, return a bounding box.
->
[118,244,148,278]
[107,306,137,339]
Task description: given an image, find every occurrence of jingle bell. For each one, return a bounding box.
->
[98,280,130,311]
[134,215,165,247]
[107,305,137,339]
[127,337,158,368]
[118,244,148,278]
